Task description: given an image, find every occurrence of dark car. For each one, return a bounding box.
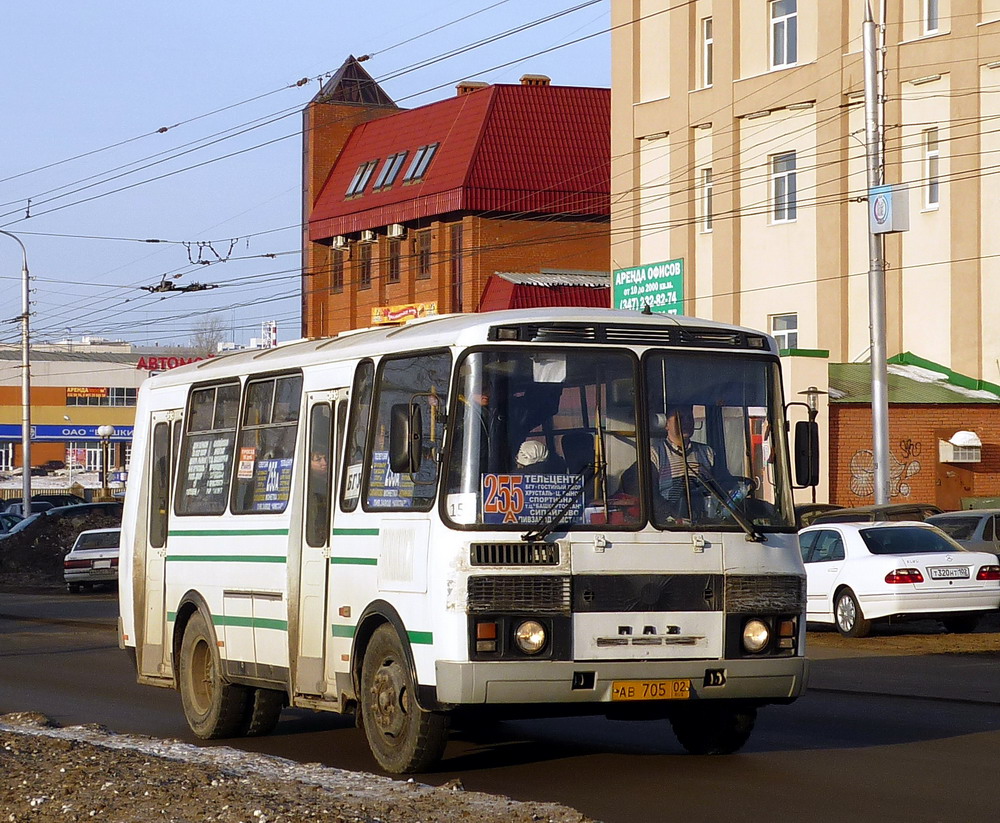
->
[926,509,1000,559]
[795,503,843,528]
[810,502,943,525]
[1,493,87,515]
[44,502,123,522]
[0,511,23,534]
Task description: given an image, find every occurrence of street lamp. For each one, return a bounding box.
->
[797,386,828,503]
[0,230,30,517]
[97,425,115,500]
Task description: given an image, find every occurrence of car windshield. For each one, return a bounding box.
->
[442,347,795,532]
[74,531,120,550]
[444,348,642,530]
[643,352,794,531]
[860,526,966,555]
[7,514,39,534]
[927,517,980,540]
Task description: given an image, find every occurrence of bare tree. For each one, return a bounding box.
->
[189,316,229,356]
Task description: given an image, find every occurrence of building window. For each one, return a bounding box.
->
[331,247,344,292]
[373,151,408,189]
[770,0,797,69]
[450,223,464,312]
[924,0,939,34]
[414,230,432,279]
[346,160,378,197]
[771,313,798,350]
[66,387,137,407]
[0,442,13,472]
[924,127,940,209]
[404,143,439,182]
[357,242,373,289]
[387,239,401,284]
[701,168,713,232]
[771,151,797,223]
[702,17,713,88]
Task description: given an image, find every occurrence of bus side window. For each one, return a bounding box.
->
[232,374,303,514]
[306,403,332,548]
[341,360,374,513]
[365,351,451,511]
[175,382,240,516]
[149,422,170,548]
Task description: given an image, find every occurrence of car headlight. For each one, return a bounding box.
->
[742,619,770,653]
[514,620,547,655]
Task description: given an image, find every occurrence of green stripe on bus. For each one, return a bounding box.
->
[213,615,288,632]
[330,625,432,645]
[166,555,287,563]
[330,556,378,566]
[332,528,380,536]
[168,529,290,537]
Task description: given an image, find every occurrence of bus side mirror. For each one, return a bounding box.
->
[794,420,820,487]
[389,402,423,474]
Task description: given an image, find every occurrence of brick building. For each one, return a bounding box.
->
[301,58,611,337]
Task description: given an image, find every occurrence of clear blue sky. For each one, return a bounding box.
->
[0,0,610,348]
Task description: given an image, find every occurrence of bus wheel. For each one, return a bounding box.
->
[178,611,249,739]
[670,704,756,755]
[360,624,448,773]
[242,687,285,737]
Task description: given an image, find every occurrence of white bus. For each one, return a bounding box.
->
[119,308,815,773]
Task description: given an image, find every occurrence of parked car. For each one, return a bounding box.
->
[4,501,55,517]
[809,502,942,525]
[0,502,123,546]
[0,511,23,534]
[925,510,1000,559]
[795,503,843,528]
[63,527,121,593]
[798,521,1000,637]
[1,493,87,516]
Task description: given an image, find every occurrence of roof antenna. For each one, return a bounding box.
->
[641,303,652,315]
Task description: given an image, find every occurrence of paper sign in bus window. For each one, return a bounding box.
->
[482,474,583,525]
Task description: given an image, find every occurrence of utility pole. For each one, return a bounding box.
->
[0,230,31,516]
[864,1,891,505]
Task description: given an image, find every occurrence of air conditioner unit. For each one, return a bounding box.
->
[387,223,406,239]
[331,236,348,249]
[360,230,377,243]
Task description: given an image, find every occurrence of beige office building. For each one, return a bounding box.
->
[611,2,1000,508]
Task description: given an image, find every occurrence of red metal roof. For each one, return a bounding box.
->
[477,273,610,312]
[308,84,609,241]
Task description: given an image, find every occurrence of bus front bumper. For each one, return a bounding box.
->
[435,656,808,706]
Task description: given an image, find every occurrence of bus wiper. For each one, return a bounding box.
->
[521,461,604,543]
[690,473,766,543]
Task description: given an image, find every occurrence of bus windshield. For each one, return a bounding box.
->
[443,347,794,531]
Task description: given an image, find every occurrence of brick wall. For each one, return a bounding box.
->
[829,404,1000,508]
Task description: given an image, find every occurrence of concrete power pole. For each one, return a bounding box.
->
[864,1,891,504]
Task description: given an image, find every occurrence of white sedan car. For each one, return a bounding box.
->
[799,521,1000,637]
[63,527,120,593]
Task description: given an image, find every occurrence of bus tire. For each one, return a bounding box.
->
[178,611,249,739]
[242,687,285,737]
[670,704,756,755]
[360,624,448,773]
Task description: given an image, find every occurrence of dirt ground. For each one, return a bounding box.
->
[0,713,593,823]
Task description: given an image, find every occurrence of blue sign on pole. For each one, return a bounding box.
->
[0,424,133,441]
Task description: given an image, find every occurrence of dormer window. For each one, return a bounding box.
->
[346,160,379,196]
[373,151,409,189]
[404,143,439,182]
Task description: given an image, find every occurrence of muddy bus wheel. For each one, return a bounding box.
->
[178,611,249,738]
[242,687,285,737]
[360,624,449,773]
[670,704,757,755]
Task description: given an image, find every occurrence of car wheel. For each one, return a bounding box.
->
[178,611,249,739]
[669,704,757,755]
[66,583,81,594]
[360,624,449,773]
[942,614,980,634]
[241,687,285,737]
[835,588,872,638]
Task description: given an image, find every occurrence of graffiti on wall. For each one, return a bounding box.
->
[849,439,922,498]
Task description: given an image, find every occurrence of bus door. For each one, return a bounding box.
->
[140,408,182,679]
[296,389,347,696]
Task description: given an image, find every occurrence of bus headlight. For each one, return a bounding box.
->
[514,620,547,655]
[742,619,770,654]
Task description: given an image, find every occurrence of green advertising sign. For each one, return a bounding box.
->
[612,258,684,315]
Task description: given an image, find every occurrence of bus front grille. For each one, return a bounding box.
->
[467,575,571,614]
[470,542,560,566]
[725,574,805,614]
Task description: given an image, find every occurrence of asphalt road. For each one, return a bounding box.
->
[3,590,1000,823]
